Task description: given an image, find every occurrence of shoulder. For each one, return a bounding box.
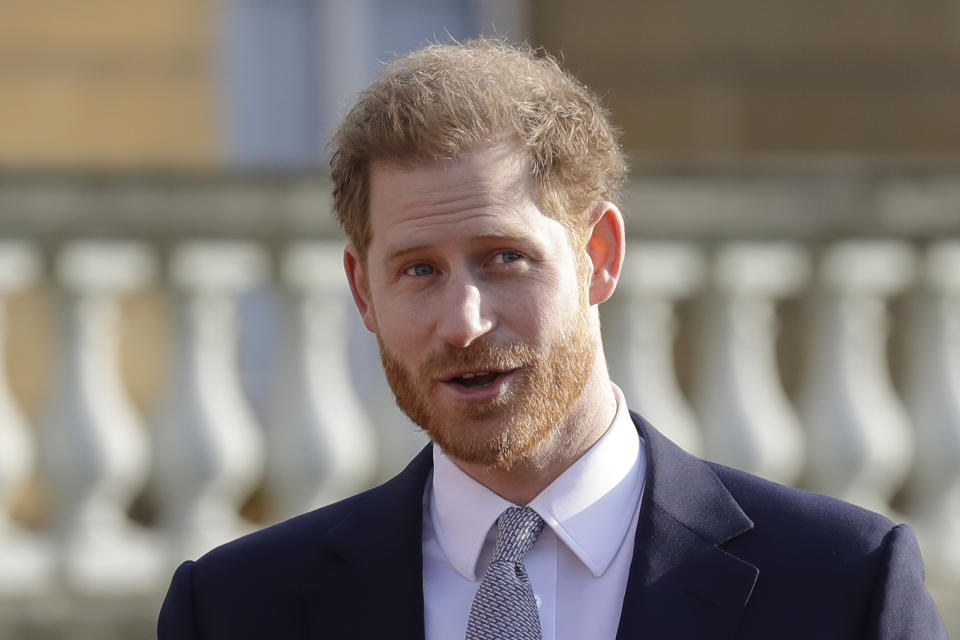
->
[632,409,895,552]
[158,491,379,639]
[158,447,434,638]
[702,462,946,638]
[186,480,391,594]
[184,444,431,589]
[205,487,371,558]
[706,461,896,551]
[631,411,947,634]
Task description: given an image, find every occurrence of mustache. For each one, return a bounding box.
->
[420,340,535,379]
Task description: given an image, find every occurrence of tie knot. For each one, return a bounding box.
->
[493,506,545,564]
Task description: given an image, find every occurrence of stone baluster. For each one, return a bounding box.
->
[799,241,915,515]
[603,242,705,454]
[901,241,960,584]
[348,324,428,480]
[339,269,428,480]
[347,330,430,481]
[265,243,377,520]
[694,243,809,485]
[152,242,267,562]
[0,242,53,597]
[41,241,164,593]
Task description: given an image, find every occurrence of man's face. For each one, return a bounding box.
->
[345,142,598,470]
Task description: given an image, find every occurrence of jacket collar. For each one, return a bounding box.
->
[306,446,433,640]
[308,412,758,640]
[616,412,758,639]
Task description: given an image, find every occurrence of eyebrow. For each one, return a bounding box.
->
[382,231,542,265]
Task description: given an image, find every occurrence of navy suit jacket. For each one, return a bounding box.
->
[158,413,947,638]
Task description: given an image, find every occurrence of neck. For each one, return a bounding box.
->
[452,365,618,505]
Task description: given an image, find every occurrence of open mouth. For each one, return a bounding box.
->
[450,371,503,388]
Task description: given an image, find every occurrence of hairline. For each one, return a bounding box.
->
[355,141,593,265]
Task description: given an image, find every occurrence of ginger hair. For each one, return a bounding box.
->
[329,38,627,257]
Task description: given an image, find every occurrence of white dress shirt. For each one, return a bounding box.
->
[422,383,646,640]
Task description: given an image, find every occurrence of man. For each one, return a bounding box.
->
[158,39,947,639]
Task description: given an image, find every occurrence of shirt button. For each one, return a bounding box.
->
[534,594,543,609]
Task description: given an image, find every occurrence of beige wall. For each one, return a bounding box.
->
[5,2,960,164]
[0,1,216,166]
[530,0,960,155]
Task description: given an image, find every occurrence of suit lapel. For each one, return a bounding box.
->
[305,446,433,640]
[617,413,759,640]
[301,414,759,639]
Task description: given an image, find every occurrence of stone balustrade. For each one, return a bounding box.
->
[0,164,957,637]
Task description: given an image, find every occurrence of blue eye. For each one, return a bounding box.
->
[496,251,524,264]
[405,263,435,277]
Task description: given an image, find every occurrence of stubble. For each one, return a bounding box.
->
[378,305,597,470]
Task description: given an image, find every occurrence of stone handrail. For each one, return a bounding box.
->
[0,164,957,637]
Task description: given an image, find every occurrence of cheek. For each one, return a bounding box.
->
[503,288,569,344]
[373,296,432,352]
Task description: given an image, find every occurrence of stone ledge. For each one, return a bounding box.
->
[0,160,957,241]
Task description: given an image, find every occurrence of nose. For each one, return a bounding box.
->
[436,278,493,348]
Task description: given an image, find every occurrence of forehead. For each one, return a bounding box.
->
[366,143,545,248]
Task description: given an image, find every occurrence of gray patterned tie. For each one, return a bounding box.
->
[466,506,546,640]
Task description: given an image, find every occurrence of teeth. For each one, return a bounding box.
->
[459,371,489,379]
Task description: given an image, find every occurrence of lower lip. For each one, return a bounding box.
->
[439,369,518,402]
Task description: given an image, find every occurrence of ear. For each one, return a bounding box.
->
[584,201,625,305]
[344,244,378,333]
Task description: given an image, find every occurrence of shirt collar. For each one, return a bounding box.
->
[430,383,645,580]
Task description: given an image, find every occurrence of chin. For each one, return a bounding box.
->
[421,403,558,471]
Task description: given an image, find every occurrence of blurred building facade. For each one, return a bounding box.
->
[0,2,959,638]
[5,0,960,164]
[532,0,960,156]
